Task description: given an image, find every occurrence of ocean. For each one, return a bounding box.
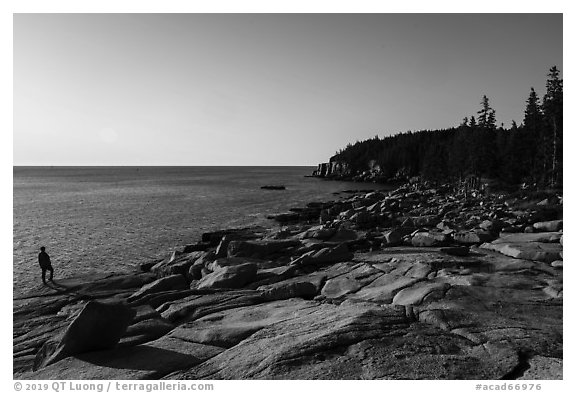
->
[13,166,391,298]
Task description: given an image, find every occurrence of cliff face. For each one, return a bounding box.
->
[312,161,350,178]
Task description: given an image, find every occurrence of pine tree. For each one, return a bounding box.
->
[542,66,563,187]
[522,87,544,182]
[477,95,497,130]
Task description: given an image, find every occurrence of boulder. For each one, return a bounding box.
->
[479,219,504,233]
[127,275,188,303]
[328,228,359,242]
[382,227,412,245]
[492,232,562,244]
[320,264,382,299]
[168,299,309,348]
[34,301,136,370]
[291,243,354,266]
[159,290,264,323]
[188,264,203,281]
[215,235,234,258]
[121,318,175,346]
[550,260,563,268]
[411,231,449,247]
[392,281,450,306]
[258,272,325,301]
[251,265,297,287]
[227,239,300,258]
[259,280,318,301]
[532,220,563,232]
[481,242,562,263]
[196,263,257,289]
[349,275,423,304]
[300,227,337,240]
[518,356,562,380]
[151,251,204,277]
[206,257,261,272]
[454,231,494,245]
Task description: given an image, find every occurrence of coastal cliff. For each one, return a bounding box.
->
[313,160,390,183]
[312,161,349,178]
[14,182,563,380]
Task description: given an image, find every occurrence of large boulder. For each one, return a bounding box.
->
[328,228,359,242]
[349,275,423,304]
[518,356,563,379]
[258,273,326,301]
[34,301,136,370]
[291,243,354,266]
[151,251,204,277]
[480,242,562,263]
[196,263,257,289]
[392,281,451,306]
[127,275,188,303]
[382,227,412,245]
[167,299,310,348]
[492,232,562,244]
[159,290,265,323]
[259,280,318,301]
[411,231,449,247]
[249,265,297,288]
[121,318,175,347]
[227,239,300,258]
[300,226,337,240]
[206,257,262,272]
[320,263,382,299]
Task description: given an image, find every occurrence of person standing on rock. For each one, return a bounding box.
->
[38,246,54,284]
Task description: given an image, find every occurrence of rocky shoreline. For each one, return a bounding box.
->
[14,182,563,380]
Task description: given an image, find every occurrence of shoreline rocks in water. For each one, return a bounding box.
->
[13,181,562,380]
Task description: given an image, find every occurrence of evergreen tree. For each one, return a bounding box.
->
[470,96,498,177]
[477,95,497,130]
[542,66,563,187]
[520,87,544,182]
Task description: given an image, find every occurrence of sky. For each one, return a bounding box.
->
[13,13,563,166]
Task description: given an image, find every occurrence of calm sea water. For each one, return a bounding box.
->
[13,166,391,298]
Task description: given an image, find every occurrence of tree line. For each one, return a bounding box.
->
[331,66,563,189]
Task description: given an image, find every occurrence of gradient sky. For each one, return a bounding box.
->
[13,13,562,166]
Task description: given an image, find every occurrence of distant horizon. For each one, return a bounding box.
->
[13,164,318,167]
[14,14,562,166]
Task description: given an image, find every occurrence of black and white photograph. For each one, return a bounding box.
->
[9,3,568,386]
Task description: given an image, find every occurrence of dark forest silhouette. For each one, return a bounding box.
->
[330,66,563,189]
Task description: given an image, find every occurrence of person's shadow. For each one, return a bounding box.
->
[44,279,72,294]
